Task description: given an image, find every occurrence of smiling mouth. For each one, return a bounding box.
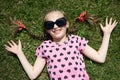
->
[52,28,62,34]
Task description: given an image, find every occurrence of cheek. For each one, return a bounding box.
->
[46,30,53,36]
[63,27,68,32]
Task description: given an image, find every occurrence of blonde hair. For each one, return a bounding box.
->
[44,10,66,21]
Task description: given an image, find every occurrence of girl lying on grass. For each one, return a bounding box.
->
[5,10,118,80]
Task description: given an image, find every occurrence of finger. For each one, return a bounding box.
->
[115,21,118,26]
[5,44,16,54]
[99,23,104,30]
[113,20,118,26]
[112,20,116,24]
[109,17,112,25]
[113,21,118,28]
[4,45,10,49]
[112,20,118,26]
[4,45,12,51]
[111,21,118,31]
[10,40,16,46]
[7,41,13,47]
[106,17,108,25]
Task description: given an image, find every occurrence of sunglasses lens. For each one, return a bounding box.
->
[44,21,54,30]
[44,17,67,30]
[56,18,66,27]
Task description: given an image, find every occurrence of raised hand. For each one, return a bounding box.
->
[5,40,22,55]
[100,18,118,35]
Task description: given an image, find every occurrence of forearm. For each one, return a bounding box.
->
[17,51,34,79]
[98,33,111,62]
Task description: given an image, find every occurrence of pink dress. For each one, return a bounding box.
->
[36,35,89,80]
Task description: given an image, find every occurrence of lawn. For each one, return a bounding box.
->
[0,0,120,80]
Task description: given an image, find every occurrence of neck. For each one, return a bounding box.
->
[53,35,68,43]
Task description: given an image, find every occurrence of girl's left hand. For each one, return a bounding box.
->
[100,18,118,35]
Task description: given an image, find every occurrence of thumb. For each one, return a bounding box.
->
[99,23,104,30]
[18,39,22,48]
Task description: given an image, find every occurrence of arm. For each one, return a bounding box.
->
[82,18,118,63]
[5,40,46,80]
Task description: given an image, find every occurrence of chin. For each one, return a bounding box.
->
[53,34,65,40]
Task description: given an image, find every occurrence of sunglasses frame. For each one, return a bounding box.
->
[44,17,67,30]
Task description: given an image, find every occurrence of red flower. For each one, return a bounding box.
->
[17,20,26,31]
[78,11,86,23]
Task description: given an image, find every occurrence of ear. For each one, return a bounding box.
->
[66,21,69,28]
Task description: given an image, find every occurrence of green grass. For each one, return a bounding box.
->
[0,0,120,80]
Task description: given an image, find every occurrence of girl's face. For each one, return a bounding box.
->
[44,11,69,42]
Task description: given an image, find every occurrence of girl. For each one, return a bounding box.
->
[5,10,118,80]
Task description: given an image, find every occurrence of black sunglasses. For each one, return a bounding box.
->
[44,17,67,30]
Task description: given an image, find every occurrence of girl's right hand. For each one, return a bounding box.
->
[5,40,22,55]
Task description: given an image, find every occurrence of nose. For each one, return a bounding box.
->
[53,24,59,29]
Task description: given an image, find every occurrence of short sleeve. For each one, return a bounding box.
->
[35,44,46,58]
[77,36,88,51]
